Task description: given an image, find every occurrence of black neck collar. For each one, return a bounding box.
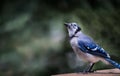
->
[69,35,78,40]
[69,28,81,40]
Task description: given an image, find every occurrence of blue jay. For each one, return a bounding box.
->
[64,22,120,72]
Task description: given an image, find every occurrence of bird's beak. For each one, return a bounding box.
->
[64,23,69,27]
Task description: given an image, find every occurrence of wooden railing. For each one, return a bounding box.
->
[52,68,120,76]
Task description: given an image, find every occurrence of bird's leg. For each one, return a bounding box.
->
[83,63,95,73]
[87,63,95,72]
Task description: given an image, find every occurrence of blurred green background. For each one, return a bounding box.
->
[0,0,120,76]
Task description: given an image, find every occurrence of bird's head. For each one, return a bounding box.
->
[64,22,81,37]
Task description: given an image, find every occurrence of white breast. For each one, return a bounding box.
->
[70,37,106,63]
[70,37,78,47]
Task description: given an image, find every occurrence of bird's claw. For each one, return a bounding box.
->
[82,70,94,74]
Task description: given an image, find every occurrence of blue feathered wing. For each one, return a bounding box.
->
[78,40,110,58]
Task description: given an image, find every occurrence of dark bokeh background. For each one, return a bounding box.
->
[0,0,120,76]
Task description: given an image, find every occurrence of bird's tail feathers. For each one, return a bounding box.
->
[105,58,120,69]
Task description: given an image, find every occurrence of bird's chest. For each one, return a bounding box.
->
[70,38,100,63]
[70,38,82,54]
[70,38,78,47]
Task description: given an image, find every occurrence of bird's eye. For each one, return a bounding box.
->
[73,24,77,27]
[72,24,77,29]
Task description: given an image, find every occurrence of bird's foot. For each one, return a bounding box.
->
[82,70,94,74]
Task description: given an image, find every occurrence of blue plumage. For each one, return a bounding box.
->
[77,33,120,70]
[105,58,120,69]
[78,39,110,58]
[65,22,120,72]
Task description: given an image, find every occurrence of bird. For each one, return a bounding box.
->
[64,22,120,73]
